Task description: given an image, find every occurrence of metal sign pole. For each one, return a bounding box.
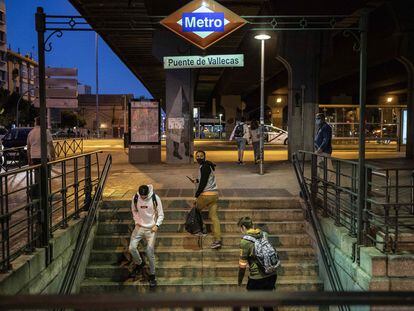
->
[356,12,368,261]
[35,7,51,251]
[259,39,265,175]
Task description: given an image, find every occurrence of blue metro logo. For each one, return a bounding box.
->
[182,12,225,32]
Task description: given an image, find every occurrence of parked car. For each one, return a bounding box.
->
[264,125,288,145]
[1,127,32,167]
[0,127,7,141]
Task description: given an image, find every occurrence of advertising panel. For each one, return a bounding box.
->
[130,100,160,144]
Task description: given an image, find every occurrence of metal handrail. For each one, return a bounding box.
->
[0,151,103,271]
[58,154,112,297]
[292,153,349,311]
[1,292,414,309]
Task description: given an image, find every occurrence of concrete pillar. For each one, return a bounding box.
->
[152,30,195,163]
[267,95,287,128]
[212,98,217,117]
[277,32,320,160]
[221,95,241,138]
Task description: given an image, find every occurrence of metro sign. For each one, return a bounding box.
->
[160,0,247,50]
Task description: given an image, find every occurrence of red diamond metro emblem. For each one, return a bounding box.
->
[160,0,247,50]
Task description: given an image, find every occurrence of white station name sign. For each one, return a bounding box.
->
[164,54,244,69]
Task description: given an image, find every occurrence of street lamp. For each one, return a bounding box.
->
[219,113,223,139]
[254,33,271,175]
[16,87,36,127]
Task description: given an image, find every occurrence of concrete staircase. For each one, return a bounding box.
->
[80,198,322,307]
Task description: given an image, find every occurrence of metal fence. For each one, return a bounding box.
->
[1,292,414,310]
[296,150,414,256]
[0,139,83,172]
[0,151,101,271]
[53,138,83,158]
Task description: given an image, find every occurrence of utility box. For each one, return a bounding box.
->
[128,100,161,164]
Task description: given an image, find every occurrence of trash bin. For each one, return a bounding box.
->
[123,133,129,148]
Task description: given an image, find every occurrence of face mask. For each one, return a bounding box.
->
[196,158,204,165]
[316,119,321,126]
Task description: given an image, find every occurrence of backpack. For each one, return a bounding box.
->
[234,124,244,138]
[185,207,204,234]
[243,234,280,274]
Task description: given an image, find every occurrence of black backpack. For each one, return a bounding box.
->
[185,207,204,234]
[234,124,244,138]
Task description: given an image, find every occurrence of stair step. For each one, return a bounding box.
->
[89,246,317,262]
[85,262,319,280]
[80,276,323,293]
[96,221,306,235]
[92,233,311,249]
[98,208,305,222]
[102,198,301,210]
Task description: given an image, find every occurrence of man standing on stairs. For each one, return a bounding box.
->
[192,150,222,249]
[237,217,278,311]
[129,184,164,288]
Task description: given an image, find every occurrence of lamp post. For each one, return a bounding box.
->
[16,88,36,126]
[219,113,223,139]
[254,34,271,175]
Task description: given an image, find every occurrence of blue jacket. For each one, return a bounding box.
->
[314,122,332,154]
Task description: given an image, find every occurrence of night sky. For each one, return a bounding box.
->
[5,0,151,98]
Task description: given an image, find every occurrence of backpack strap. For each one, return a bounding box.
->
[242,235,257,243]
[152,193,159,224]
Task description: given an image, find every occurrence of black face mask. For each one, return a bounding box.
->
[196,158,205,165]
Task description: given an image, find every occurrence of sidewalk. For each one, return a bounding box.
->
[102,151,299,200]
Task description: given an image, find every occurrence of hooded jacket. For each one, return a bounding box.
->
[195,160,217,198]
[131,184,164,228]
[239,228,275,279]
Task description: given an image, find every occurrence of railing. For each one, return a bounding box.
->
[53,138,83,158]
[59,154,111,297]
[0,151,102,272]
[0,139,83,172]
[1,292,414,310]
[295,150,414,256]
[292,153,349,311]
[0,146,28,171]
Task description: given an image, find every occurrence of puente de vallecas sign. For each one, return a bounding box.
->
[160,0,247,49]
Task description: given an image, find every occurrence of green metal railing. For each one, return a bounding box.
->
[295,150,414,258]
[1,291,414,310]
[0,151,102,272]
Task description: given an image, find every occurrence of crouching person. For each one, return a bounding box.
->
[129,184,164,288]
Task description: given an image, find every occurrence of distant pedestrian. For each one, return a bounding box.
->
[237,216,279,311]
[314,113,334,182]
[27,117,55,165]
[129,184,164,288]
[250,120,260,164]
[191,150,221,249]
[230,117,251,164]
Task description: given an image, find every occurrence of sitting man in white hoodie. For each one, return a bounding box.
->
[129,184,164,288]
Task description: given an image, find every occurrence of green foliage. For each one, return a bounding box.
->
[61,111,86,128]
[0,88,38,127]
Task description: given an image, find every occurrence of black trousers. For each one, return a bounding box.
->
[246,274,277,311]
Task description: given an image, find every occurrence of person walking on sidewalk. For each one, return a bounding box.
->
[238,217,278,311]
[129,184,164,288]
[27,117,55,165]
[314,113,334,183]
[230,117,251,164]
[192,150,222,249]
[250,120,260,164]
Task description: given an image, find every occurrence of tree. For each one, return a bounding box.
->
[0,88,38,127]
[61,111,86,128]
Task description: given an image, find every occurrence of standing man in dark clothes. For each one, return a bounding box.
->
[237,217,278,311]
[314,113,334,182]
[191,150,221,249]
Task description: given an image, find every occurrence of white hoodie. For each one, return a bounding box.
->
[131,185,164,228]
